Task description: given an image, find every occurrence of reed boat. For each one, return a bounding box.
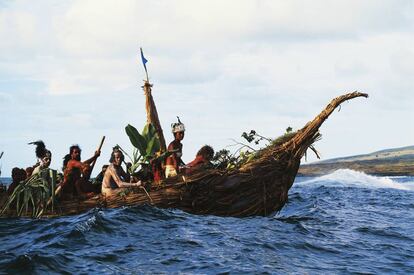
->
[0,91,368,218]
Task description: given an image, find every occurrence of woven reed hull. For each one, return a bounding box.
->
[0,165,299,218]
[0,92,367,218]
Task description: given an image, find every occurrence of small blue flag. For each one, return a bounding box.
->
[140,47,148,76]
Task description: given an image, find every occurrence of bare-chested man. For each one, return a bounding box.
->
[101,148,141,197]
[185,145,214,174]
[61,145,100,200]
[165,117,185,178]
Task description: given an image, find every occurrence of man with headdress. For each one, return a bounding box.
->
[60,145,100,200]
[165,117,186,178]
[28,141,52,175]
[101,147,141,197]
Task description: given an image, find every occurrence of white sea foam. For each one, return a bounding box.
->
[75,215,97,232]
[298,169,414,191]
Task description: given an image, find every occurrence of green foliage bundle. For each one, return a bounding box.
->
[1,169,59,218]
[212,149,256,170]
[122,123,161,174]
[214,128,297,171]
[270,131,297,147]
[241,130,272,145]
[121,123,173,176]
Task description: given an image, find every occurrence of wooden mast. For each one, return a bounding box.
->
[143,81,167,152]
[139,48,167,152]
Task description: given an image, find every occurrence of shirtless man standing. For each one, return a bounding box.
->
[165,117,185,178]
[101,148,141,197]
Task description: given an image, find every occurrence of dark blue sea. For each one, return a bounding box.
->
[1,169,413,274]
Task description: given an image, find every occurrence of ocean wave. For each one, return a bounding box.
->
[297,169,414,191]
[1,171,414,273]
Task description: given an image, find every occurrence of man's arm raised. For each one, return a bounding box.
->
[83,150,101,165]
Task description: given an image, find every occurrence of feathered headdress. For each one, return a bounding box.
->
[171,116,185,133]
[28,140,47,159]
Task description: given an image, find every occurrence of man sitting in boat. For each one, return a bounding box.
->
[101,148,141,197]
[93,164,108,185]
[185,145,215,174]
[165,117,185,178]
[7,167,26,195]
[25,167,34,178]
[60,145,101,200]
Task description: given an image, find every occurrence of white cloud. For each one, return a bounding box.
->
[0,0,413,176]
[0,10,38,51]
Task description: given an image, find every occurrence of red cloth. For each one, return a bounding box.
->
[152,162,163,183]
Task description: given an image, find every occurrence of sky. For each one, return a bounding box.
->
[0,0,413,177]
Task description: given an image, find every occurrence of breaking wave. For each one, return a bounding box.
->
[297,169,414,191]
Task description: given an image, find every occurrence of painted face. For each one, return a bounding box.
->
[71,148,81,161]
[113,152,123,166]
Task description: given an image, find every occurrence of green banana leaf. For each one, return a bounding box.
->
[125,124,147,155]
[142,123,157,143]
[146,136,161,158]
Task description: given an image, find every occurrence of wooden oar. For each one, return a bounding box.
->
[85,136,106,181]
[47,136,105,206]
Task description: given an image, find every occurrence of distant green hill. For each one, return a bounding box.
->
[299,145,414,176]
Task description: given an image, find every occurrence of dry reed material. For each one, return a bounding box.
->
[0,92,368,218]
[143,81,167,152]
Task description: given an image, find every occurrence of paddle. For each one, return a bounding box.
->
[85,136,106,181]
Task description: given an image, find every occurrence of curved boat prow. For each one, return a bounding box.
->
[283,91,368,159]
[234,91,369,216]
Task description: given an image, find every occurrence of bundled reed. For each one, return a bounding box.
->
[143,81,167,152]
[0,92,368,218]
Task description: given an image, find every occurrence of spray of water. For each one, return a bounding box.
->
[298,169,414,191]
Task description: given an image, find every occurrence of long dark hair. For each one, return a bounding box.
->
[63,145,81,170]
[109,148,124,163]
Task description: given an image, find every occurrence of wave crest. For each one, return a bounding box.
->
[298,169,413,191]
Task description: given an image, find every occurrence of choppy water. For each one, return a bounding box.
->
[1,169,413,274]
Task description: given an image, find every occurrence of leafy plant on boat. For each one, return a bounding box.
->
[213,128,298,170]
[119,123,173,177]
[1,168,59,218]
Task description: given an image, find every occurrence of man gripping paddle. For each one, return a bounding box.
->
[60,138,104,200]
